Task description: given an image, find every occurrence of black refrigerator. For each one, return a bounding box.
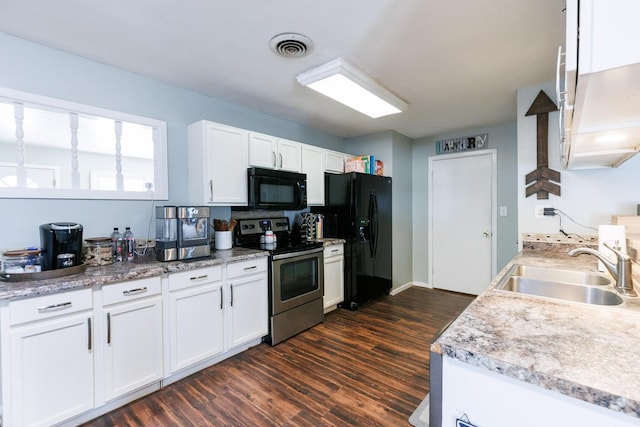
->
[313,172,392,310]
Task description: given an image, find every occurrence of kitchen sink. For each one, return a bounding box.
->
[496,276,624,306]
[509,265,612,286]
[494,264,624,306]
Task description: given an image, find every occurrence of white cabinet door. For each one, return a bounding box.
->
[248,132,278,169]
[301,144,326,206]
[248,133,301,172]
[8,312,94,427]
[167,269,225,373]
[323,244,344,312]
[325,150,345,173]
[226,261,268,350]
[277,138,302,172]
[101,278,163,402]
[578,0,640,75]
[188,120,248,206]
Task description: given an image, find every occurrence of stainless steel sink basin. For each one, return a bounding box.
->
[496,276,624,306]
[509,265,612,286]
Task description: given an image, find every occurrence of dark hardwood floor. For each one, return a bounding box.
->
[82,287,474,427]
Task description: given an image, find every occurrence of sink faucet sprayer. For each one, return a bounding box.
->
[568,241,637,297]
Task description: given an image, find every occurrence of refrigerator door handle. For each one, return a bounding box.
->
[372,193,379,259]
[368,192,376,259]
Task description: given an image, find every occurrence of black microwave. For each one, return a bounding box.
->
[247,167,307,210]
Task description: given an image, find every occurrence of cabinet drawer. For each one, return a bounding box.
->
[168,265,223,292]
[324,244,344,258]
[227,257,267,279]
[9,288,92,326]
[102,276,161,306]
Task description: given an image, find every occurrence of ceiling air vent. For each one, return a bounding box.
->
[269,33,313,58]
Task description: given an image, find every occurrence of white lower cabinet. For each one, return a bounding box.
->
[98,276,163,403]
[163,258,268,380]
[1,288,94,427]
[323,244,344,313]
[166,266,225,374]
[226,259,269,349]
[0,258,269,427]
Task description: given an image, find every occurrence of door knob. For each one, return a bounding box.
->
[483,231,490,237]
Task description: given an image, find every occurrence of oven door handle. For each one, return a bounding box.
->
[272,247,323,260]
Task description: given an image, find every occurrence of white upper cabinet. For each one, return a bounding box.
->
[325,150,345,173]
[301,145,326,206]
[560,0,640,169]
[248,132,301,172]
[188,120,248,206]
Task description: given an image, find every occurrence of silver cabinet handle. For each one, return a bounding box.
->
[122,286,148,296]
[272,151,277,168]
[107,312,111,344]
[243,265,257,271]
[38,301,72,313]
[279,152,283,168]
[190,275,208,281]
[87,317,92,351]
[219,288,223,310]
[209,179,213,202]
[230,285,234,307]
[331,249,339,253]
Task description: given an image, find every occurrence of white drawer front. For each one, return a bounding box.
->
[168,265,223,292]
[102,276,162,306]
[324,244,344,258]
[226,257,267,279]
[9,288,92,326]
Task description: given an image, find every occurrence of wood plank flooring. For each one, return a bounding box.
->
[82,287,474,427]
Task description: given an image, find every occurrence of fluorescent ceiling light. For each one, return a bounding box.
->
[297,58,408,118]
[573,148,637,157]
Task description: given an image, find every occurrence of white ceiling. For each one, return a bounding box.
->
[0,0,565,139]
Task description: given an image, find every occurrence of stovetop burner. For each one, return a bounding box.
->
[234,217,323,255]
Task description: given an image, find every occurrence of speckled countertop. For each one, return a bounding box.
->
[433,249,640,418]
[0,247,268,302]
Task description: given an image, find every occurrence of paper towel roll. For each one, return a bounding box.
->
[598,225,626,272]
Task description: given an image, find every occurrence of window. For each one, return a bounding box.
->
[0,87,168,200]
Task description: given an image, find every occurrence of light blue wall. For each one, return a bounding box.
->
[0,32,345,249]
[411,122,519,285]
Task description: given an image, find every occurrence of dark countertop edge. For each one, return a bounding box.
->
[431,249,640,419]
[0,248,269,303]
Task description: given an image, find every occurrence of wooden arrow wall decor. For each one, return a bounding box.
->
[525,90,560,199]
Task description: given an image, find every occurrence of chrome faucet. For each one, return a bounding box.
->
[568,241,637,297]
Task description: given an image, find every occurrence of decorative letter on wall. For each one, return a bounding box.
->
[525,90,560,200]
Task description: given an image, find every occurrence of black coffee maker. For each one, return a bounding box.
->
[40,222,83,270]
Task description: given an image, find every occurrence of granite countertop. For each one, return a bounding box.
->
[433,249,640,419]
[315,238,346,246]
[0,247,268,303]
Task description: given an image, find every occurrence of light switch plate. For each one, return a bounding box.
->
[499,206,507,216]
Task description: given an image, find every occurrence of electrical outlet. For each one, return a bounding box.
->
[534,205,553,218]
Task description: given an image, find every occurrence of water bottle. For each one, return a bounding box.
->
[123,227,135,262]
[110,228,123,262]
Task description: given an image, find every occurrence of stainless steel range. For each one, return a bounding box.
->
[235,217,324,345]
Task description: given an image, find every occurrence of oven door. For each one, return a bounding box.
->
[271,247,324,315]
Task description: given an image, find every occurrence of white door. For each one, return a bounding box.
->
[429,150,496,295]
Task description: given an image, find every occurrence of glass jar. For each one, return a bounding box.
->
[1,249,42,274]
[84,237,114,266]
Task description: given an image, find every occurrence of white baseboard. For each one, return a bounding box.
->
[412,281,431,289]
[390,281,433,295]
